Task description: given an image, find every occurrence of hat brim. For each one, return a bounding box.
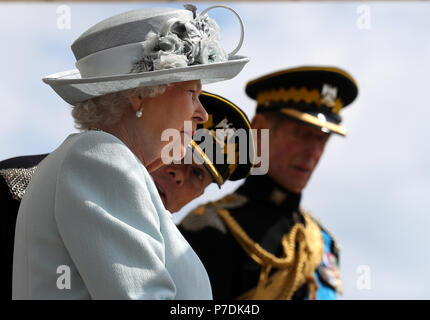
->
[280,108,347,136]
[43,55,249,105]
[190,140,224,188]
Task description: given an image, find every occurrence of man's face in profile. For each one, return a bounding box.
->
[151,164,214,213]
[258,115,330,193]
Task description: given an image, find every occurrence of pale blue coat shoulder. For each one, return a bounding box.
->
[13,131,212,300]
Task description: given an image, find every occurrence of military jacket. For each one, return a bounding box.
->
[0,154,48,300]
[179,174,342,300]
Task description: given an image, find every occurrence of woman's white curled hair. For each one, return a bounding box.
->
[72,85,167,130]
[130,13,227,73]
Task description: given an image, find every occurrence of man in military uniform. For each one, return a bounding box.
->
[178,66,359,300]
[1,154,48,300]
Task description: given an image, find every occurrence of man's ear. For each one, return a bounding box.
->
[250,113,267,130]
[251,113,267,157]
[250,113,271,175]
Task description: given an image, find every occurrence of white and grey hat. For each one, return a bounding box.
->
[43,5,249,105]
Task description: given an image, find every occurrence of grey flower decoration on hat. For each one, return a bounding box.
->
[131,12,227,73]
[43,4,249,105]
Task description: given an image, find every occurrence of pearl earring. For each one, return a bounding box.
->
[136,107,143,118]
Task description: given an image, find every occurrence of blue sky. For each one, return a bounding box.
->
[1,2,429,299]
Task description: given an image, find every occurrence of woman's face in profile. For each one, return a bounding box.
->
[142,80,208,163]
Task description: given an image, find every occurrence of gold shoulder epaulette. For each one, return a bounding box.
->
[180,193,247,233]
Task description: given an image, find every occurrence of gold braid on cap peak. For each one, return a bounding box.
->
[190,140,224,186]
[256,87,343,114]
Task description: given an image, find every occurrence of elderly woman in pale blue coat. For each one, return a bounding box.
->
[12,5,249,300]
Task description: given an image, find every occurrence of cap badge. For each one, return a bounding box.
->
[320,84,338,107]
